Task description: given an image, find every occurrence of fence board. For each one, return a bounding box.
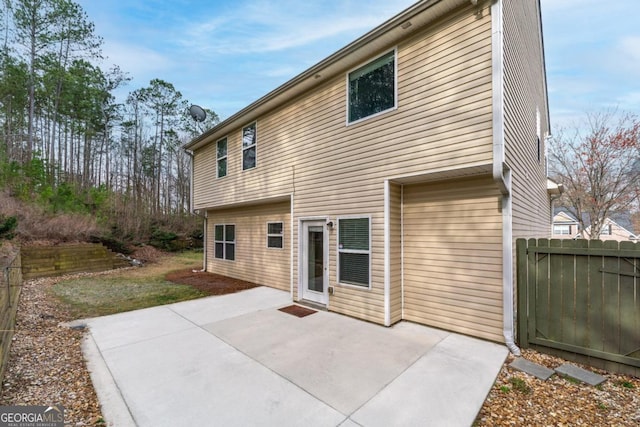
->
[537,239,550,340]
[560,239,576,346]
[574,239,589,348]
[602,240,620,355]
[588,239,604,353]
[548,239,563,342]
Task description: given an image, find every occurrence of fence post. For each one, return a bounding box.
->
[516,238,528,348]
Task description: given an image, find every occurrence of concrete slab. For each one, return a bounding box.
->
[83,287,507,427]
[510,357,555,380]
[350,334,508,427]
[555,363,606,386]
[205,308,446,415]
[87,306,194,351]
[98,321,345,427]
[170,286,291,325]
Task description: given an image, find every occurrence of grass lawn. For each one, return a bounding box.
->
[52,251,206,319]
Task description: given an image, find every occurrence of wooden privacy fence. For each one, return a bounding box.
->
[517,238,640,376]
[0,253,22,382]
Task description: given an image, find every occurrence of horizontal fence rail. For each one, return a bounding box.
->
[517,238,640,376]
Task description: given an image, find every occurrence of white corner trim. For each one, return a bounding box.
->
[383,180,391,326]
[290,193,294,299]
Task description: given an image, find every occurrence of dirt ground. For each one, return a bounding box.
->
[166,269,260,294]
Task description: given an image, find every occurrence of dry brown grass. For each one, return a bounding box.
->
[0,190,102,243]
[131,245,164,263]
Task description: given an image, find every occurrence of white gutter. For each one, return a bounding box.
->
[491,0,520,356]
[185,149,208,272]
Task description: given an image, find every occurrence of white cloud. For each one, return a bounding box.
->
[182,1,412,56]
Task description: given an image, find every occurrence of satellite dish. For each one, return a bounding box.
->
[189,104,207,122]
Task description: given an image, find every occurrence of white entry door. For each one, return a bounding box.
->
[301,221,328,305]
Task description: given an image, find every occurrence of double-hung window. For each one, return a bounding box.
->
[242,122,257,170]
[267,222,284,249]
[214,224,235,261]
[338,217,370,287]
[216,137,227,178]
[348,50,396,123]
[553,224,571,235]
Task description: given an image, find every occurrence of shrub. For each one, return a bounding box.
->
[0,215,17,240]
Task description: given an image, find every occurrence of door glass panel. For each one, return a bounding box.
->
[307,226,324,293]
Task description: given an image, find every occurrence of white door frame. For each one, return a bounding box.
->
[299,218,329,305]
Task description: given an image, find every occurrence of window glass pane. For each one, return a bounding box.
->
[268,236,283,248]
[217,138,227,158]
[348,51,395,122]
[225,225,235,241]
[242,123,256,148]
[217,158,227,178]
[215,242,224,259]
[215,225,224,241]
[243,146,256,170]
[339,252,369,286]
[225,243,235,260]
[268,222,283,235]
[339,218,369,250]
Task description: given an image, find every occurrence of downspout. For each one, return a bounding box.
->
[185,149,207,272]
[491,0,520,356]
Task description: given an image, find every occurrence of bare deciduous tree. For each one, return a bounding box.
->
[549,111,640,239]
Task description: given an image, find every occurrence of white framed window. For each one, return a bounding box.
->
[600,224,612,235]
[216,137,227,178]
[347,50,397,124]
[337,216,370,287]
[214,224,235,261]
[553,224,571,235]
[242,122,257,170]
[267,222,284,249]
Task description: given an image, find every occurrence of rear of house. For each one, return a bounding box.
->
[186,0,551,346]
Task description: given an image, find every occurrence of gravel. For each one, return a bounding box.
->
[1,271,639,426]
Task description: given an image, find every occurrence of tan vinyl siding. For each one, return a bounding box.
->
[193,4,494,326]
[402,177,504,342]
[503,0,550,239]
[390,182,403,324]
[206,201,290,291]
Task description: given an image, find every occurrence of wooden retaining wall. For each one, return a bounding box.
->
[21,243,130,280]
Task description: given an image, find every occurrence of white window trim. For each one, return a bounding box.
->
[336,215,372,289]
[216,136,228,179]
[214,223,236,261]
[266,221,284,249]
[345,48,398,126]
[242,121,257,171]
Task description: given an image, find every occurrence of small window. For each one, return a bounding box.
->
[217,137,227,178]
[601,224,612,236]
[214,224,235,261]
[338,217,370,287]
[553,224,571,235]
[242,122,257,170]
[348,50,396,123]
[267,222,284,249]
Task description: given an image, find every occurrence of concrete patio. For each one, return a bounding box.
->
[82,287,507,426]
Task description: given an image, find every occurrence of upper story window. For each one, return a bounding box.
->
[216,137,227,178]
[553,224,571,235]
[348,50,396,124]
[242,122,257,170]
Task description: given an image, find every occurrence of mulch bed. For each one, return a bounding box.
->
[165,269,260,295]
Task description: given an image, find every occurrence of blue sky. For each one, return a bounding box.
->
[77,0,639,129]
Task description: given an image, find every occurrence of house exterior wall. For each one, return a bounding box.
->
[205,201,291,291]
[502,0,551,239]
[402,176,504,342]
[192,3,495,326]
[389,182,403,325]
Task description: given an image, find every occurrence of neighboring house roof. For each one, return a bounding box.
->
[554,206,637,240]
[185,0,477,152]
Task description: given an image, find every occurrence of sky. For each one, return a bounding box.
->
[76,0,640,129]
